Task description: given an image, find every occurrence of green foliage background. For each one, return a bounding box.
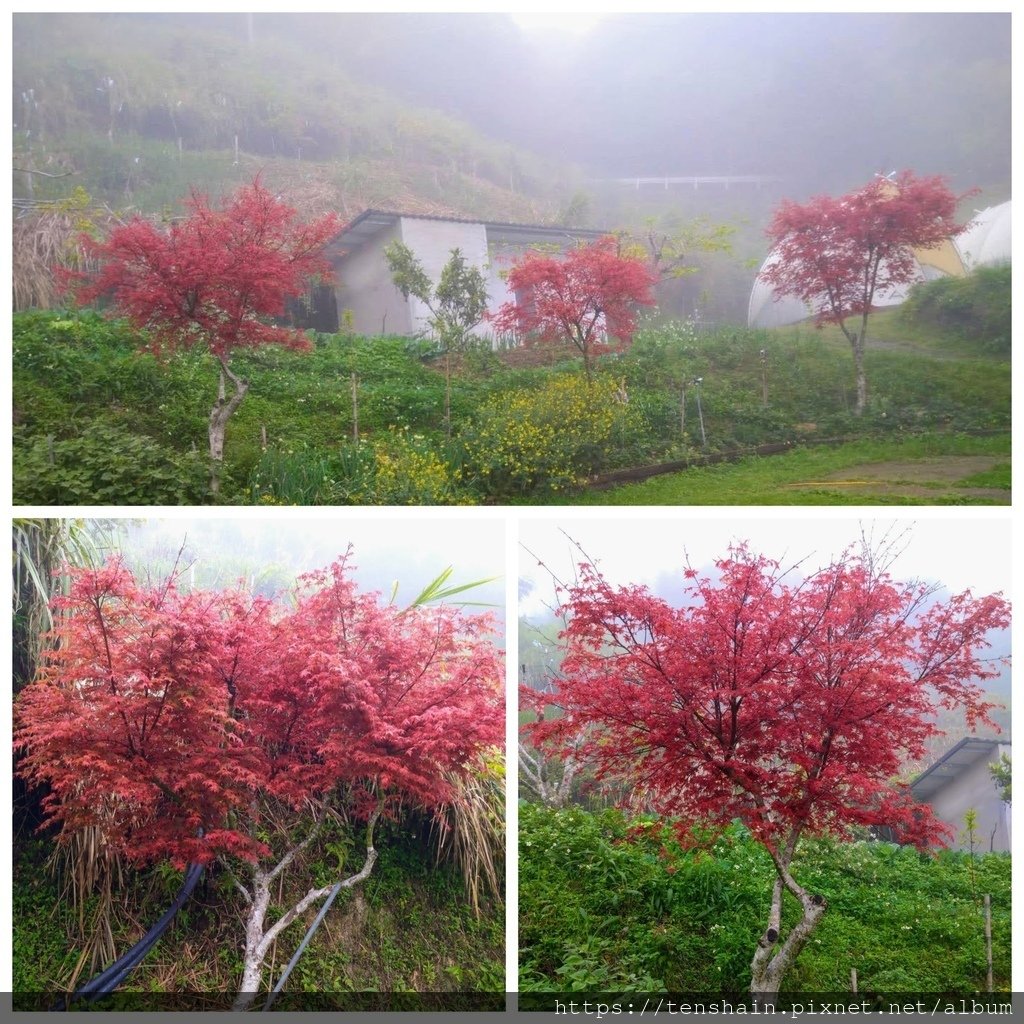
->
[12,271,1010,506]
[519,805,1010,995]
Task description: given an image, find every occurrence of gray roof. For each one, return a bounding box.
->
[911,737,1009,801]
[329,208,609,255]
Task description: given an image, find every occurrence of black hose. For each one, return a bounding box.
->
[53,861,204,1010]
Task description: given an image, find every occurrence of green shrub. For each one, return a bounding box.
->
[14,422,208,504]
[899,265,1011,355]
[520,804,1011,994]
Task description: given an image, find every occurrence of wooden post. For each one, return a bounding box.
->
[680,381,686,435]
[984,894,993,992]
[351,372,359,444]
[850,968,857,994]
[260,425,267,452]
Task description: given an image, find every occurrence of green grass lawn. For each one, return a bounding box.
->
[564,433,1011,506]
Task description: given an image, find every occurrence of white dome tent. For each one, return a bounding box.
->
[748,198,1011,329]
[954,201,1011,270]
[747,252,937,330]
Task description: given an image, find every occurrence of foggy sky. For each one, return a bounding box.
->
[519,516,1012,620]
[297,11,1011,194]
[19,11,1008,198]
[113,515,506,616]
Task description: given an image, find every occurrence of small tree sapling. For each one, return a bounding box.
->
[761,170,971,416]
[67,178,340,493]
[489,237,655,377]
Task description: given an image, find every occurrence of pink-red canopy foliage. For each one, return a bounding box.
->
[15,555,503,868]
[525,546,1009,852]
[67,178,340,358]
[489,236,655,363]
[761,170,969,326]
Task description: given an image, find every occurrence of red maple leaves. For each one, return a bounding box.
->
[761,170,973,415]
[68,178,340,359]
[15,555,504,869]
[527,545,1009,850]
[490,236,656,375]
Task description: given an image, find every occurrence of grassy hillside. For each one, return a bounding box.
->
[14,822,503,1006]
[520,805,1010,996]
[13,13,572,222]
[12,302,1010,505]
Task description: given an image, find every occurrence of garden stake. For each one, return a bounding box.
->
[985,894,993,992]
[351,372,359,443]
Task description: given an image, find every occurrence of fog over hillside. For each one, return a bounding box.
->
[16,12,1010,196]
[12,11,1010,321]
[272,11,1010,195]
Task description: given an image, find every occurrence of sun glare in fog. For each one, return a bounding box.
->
[510,12,606,35]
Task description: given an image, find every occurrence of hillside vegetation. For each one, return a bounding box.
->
[520,805,1010,996]
[12,286,1010,505]
[897,265,1011,356]
[14,822,503,1007]
[13,14,570,223]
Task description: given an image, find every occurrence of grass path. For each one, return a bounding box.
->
[565,433,1010,506]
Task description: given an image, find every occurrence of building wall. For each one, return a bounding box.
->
[927,744,1011,853]
[333,220,411,337]
[398,217,491,336]
[484,239,526,318]
[334,217,594,342]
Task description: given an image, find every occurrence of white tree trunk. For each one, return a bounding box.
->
[208,356,249,495]
[749,833,826,1000]
[519,741,580,808]
[231,806,382,1011]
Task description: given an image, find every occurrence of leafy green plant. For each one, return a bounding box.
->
[898,265,1011,356]
[519,805,1010,995]
[14,422,208,505]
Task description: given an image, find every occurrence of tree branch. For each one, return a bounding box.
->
[256,801,384,959]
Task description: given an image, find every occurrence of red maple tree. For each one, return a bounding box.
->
[761,170,971,415]
[15,553,503,1007]
[67,178,340,492]
[489,236,656,377]
[526,544,1009,997]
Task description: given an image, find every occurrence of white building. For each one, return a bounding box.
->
[326,209,607,339]
[911,737,1011,853]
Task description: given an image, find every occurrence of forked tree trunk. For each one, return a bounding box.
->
[208,356,249,495]
[231,806,382,1011]
[518,741,580,808]
[749,833,827,1003]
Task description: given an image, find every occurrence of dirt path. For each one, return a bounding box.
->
[781,455,1009,502]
